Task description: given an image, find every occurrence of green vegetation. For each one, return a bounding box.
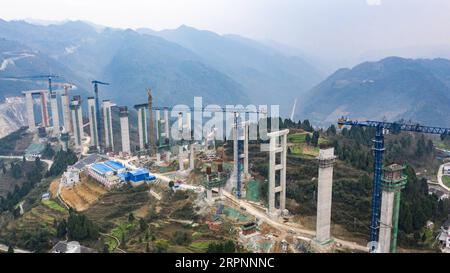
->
[398,166,450,248]
[47,149,78,177]
[0,158,46,213]
[442,176,450,188]
[67,210,99,241]
[288,133,308,143]
[0,127,30,155]
[173,230,192,245]
[42,199,67,213]
[207,240,236,253]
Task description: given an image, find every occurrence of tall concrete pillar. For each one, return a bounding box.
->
[50,93,60,135]
[61,94,71,133]
[70,97,83,149]
[379,191,394,253]
[119,106,131,154]
[24,92,35,130]
[190,144,195,170]
[315,148,336,244]
[40,91,49,127]
[233,124,238,178]
[206,188,213,203]
[233,119,250,180]
[244,122,249,179]
[186,112,191,139]
[135,106,148,151]
[102,100,114,151]
[163,107,169,140]
[378,164,407,253]
[178,145,184,171]
[267,129,289,217]
[155,110,160,143]
[87,97,99,148]
[178,112,183,135]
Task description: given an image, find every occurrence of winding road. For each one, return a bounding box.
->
[0,155,53,170]
[437,163,450,192]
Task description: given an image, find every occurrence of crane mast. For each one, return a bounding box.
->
[338,117,450,252]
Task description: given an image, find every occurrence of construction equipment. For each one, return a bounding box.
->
[4,75,59,127]
[337,117,450,252]
[91,80,110,152]
[2,74,59,92]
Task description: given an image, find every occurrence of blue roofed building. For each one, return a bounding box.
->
[87,162,121,189]
[104,160,126,173]
[119,168,156,187]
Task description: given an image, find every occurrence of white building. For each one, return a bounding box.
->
[61,169,80,187]
[438,217,450,252]
[444,165,450,175]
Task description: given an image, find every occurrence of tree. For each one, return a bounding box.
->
[10,163,22,179]
[305,134,311,145]
[128,212,135,222]
[311,131,320,147]
[168,181,175,189]
[139,218,147,232]
[47,149,78,177]
[173,231,192,245]
[223,240,236,253]
[67,212,98,241]
[145,242,150,252]
[7,245,14,253]
[121,233,126,247]
[103,244,109,253]
[56,219,67,238]
[327,125,336,136]
[155,239,169,253]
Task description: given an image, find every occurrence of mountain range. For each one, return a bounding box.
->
[0,20,322,112]
[0,19,449,128]
[299,57,450,127]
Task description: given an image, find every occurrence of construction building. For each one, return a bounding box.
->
[202,163,227,203]
[241,222,258,236]
[102,100,114,152]
[87,161,124,188]
[60,132,70,151]
[60,94,71,133]
[24,143,46,160]
[23,90,50,130]
[40,91,50,128]
[87,97,99,149]
[119,106,131,154]
[315,148,336,245]
[267,129,289,218]
[378,164,407,253]
[50,93,60,135]
[118,168,155,187]
[24,91,35,130]
[155,107,170,152]
[134,104,149,151]
[70,96,84,149]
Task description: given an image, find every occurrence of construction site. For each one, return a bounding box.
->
[10,75,450,254]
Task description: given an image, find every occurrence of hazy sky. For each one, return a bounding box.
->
[2,0,450,68]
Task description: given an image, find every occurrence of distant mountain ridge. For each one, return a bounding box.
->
[299,57,450,127]
[0,20,322,111]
